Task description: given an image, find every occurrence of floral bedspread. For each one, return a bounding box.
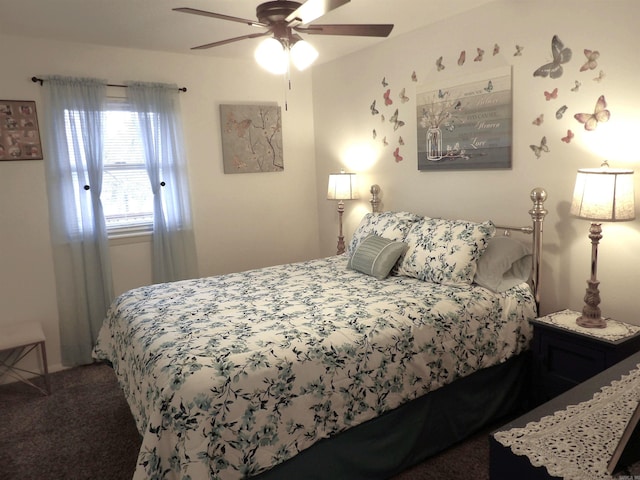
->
[93,255,535,480]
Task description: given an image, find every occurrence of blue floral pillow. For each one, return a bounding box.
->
[396,218,495,286]
[348,211,421,255]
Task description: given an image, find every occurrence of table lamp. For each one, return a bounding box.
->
[327,171,358,255]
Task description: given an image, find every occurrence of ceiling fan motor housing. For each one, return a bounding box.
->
[256,1,302,24]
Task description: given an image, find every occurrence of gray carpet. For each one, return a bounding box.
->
[0,363,492,480]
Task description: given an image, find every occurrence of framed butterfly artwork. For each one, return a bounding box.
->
[219,104,283,174]
[415,66,512,171]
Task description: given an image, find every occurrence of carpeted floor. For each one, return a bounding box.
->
[0,363,494,480]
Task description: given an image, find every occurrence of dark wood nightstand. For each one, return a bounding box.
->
[530,309,640,405]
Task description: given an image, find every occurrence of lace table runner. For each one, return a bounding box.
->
[494,362,640,479]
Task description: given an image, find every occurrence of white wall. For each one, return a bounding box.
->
[0,35,320,373]
[313,0,640,324]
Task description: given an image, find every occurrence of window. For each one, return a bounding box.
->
[64,97,154,235]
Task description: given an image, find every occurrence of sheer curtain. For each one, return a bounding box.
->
[126,82,198,283]
[41,76,114,366]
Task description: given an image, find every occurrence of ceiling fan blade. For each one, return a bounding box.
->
[173,7,267,28]
[295,24,394,37]
[286,0,350,26]
[191,31,271,50]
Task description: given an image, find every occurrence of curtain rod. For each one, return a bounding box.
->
[31,76,187,92]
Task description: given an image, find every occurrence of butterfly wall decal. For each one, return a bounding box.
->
[571,80,582,92]
[393,147,403,163]
[436,56,445,71]
[372,129,377,139]
[533,35,572,79]
[532,114,544,126]
[383,89,393,106]
[574,95,610,131]
[514,45,524,56]
[389,109,405,131]
[530,136,550,158]
[370,100,379,115]
[493,43,500,56]
[382,77,389,87]
[383,136,388,146]
[544,88,558,101]
[474,48,485,62]
[398,136,405,146]
[555,105,568,119]
[561,130,574,143]
[458,50,466,66]
[399,88,409,103]
[580,49,599,72]
[593,70,606,82]
[411,71,417,82]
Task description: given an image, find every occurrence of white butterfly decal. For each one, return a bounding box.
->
[574,95,610,131]
[533,35,572,79]
[399,88,409,103]
[530,136,550,159]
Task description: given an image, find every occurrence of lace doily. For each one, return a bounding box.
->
[535,309,640,343]
[494,362,640,479]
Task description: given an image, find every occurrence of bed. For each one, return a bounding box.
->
[93,186,548,480]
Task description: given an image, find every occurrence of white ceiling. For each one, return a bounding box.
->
[0,0,495,65]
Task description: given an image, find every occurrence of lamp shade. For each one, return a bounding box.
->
[327,172,358,200]
[570,165,635,221]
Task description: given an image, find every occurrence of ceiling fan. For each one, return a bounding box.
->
[174,0,393,72]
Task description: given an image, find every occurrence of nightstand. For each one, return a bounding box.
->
[530,309,640,405]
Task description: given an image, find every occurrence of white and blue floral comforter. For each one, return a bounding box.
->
[93,255,535,480]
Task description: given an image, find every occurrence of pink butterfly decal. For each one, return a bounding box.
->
[474,48,485,62]
[561,130,574,143]
[580,49,599,72]
[574,95,610,131]
[383,89,393,106]
[458,50,466,66]
[544,88,558,101]
[393,147,403,163]
[532,114,544,126]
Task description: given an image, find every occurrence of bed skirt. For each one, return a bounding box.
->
[253,352,531,480]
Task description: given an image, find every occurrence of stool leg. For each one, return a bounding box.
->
[39,341,51,395]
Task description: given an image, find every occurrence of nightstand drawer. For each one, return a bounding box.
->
[538,334,608,395]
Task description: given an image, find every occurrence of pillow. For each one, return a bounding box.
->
[348,211,421,255]
[474,236,532,292]
[347,235,407,280]
[396,218,495,286]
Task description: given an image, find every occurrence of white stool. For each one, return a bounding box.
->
[0,321,51,395]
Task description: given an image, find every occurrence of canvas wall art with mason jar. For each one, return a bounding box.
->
[416,66,512,171]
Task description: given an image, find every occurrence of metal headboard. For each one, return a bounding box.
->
[494,188,548,311]
[368,185,548,311]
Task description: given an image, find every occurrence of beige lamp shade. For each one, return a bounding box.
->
[570,165,635,222]
[327,172,359,200]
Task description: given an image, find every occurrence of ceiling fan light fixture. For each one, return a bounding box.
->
[255,37,288,74]
[290,39,318,70]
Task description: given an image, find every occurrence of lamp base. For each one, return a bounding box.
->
[576,315,607,329]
